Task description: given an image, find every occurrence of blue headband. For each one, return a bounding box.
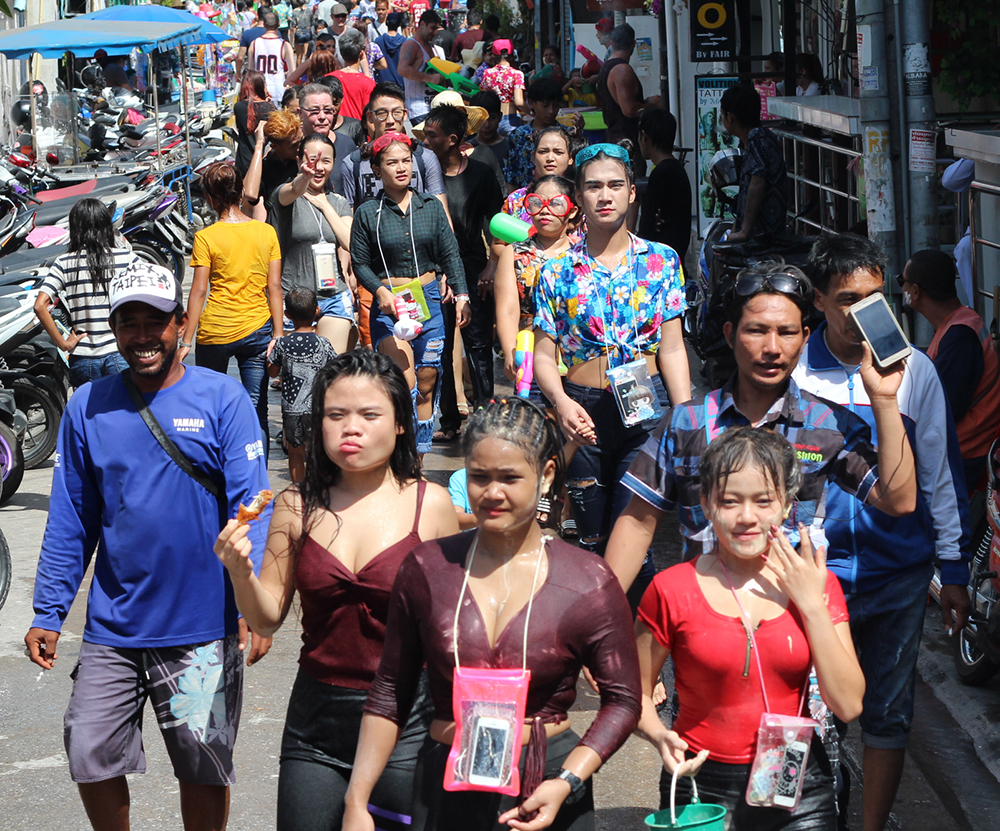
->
[575,142,631,168]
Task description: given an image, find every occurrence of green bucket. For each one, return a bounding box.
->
[644,769,727,830]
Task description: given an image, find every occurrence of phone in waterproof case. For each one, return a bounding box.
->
[846,294,912,369]
[467,716,512,788]
[772,740,809,808]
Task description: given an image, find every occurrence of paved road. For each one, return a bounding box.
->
[1,376,1000,830]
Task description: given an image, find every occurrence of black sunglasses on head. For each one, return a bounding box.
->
[732,269,813,302]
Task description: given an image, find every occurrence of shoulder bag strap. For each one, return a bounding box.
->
[121,371,228,525]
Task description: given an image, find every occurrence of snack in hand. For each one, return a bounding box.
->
[237,489,273,524]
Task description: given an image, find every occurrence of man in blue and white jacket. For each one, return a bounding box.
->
[793,234,971,831]
[24,262,273,831]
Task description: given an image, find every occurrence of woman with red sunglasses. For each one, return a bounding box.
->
[495,174,578,386]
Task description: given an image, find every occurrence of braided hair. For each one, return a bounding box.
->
[462,398,564,496]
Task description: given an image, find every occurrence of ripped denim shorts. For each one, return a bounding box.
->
[369,277,447,370]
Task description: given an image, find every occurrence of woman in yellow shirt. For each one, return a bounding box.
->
[185,162,284,459]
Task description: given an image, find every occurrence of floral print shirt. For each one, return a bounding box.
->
[482,64,525,104]
[534,234,686,368]
[503,123,535,191]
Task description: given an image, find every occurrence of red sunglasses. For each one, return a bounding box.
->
[524,192,575,217]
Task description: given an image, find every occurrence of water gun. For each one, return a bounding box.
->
[577,45,603,80]
[489,213,533,244]
[393,295,423,341]
[514,329,534,398]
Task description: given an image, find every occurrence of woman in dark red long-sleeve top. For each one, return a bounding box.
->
[343,398,642,831]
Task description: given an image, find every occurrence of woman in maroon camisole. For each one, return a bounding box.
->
[215,349,459,831]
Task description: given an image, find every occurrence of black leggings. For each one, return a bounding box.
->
[277,669,432,831]
[411,729,595,831]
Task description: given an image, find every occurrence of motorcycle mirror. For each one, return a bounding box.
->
[45,152,59,166]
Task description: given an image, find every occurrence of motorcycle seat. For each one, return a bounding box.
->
[35,179,99,202]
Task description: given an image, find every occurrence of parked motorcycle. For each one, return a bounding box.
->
[0,385,26,505]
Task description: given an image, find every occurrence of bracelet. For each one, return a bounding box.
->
[454,294,470,303]
[180,341,192,348]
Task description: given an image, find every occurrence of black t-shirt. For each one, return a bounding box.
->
[234,100,277,175]
[441,157,504,279]
[638,156,691,262]
[261,153,298,205]
[335,116,365,146]
[935,324,985,422]
[468,142,505,193]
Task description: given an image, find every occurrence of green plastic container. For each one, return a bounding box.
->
[645,770,727,830]
[581,110,608,131]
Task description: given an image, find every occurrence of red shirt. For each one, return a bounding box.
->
[410,0,430,18]
[328,70,377,121]
[637,558,849,763]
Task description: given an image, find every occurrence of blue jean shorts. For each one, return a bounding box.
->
[319,290,354,322]
[369,279,446,370]
[68,352,129,388]
[64,635,244,785]
[842,561,934,749]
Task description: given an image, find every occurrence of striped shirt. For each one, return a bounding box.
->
[40,248,138,358]
[621,377,880,557]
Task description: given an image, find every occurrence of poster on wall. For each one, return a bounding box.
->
[696,75,740,230]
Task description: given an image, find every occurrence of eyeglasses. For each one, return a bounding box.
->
[372,107,406,122]
[732,269,813,301]
[576,142,631,167]
[524,193,575,217]
[304,108,336,117]
[895,273,911,288]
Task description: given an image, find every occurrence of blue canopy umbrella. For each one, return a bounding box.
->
[0,19,202,59]
[82,4,234,46]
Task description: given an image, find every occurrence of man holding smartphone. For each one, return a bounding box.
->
[792,233,972,831]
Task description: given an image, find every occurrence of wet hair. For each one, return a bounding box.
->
[807,232,887,294]
[281,87,300,109]
[639,107,677,154]
[699,426,801,507]
[467,9,483,26]
[296,351,420,558]
[261,10,279,29]
[264,107,302,142]
[339,27,365,64]
[419,9,441,26]
[573,140,635,188]
[526,76,563,104]
[239,71,270,131]
[906,249,958,302]
[722,262,814,328]
[308,50,338,81]
[201,161,244,213]
[470,89,501,118]
[317,73,344,102]
[298,132,337,161]
[463,398,564,496]
[611,23,635,51]
[68,198,116,293]
[285,286,319,323]
[720,82,762,129]
[424,104,467,143]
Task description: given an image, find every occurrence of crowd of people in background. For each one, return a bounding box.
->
[22,4,988,831]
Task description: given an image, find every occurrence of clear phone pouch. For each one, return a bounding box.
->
[444,667,530,795]
[391,279,431,322]
[745,714,817,812]
[312,242,340,292]
[606,359,664,427]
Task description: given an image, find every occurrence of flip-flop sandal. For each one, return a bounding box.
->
[458,403,470,419]
[561,519,578,540]
[432,428,460,443]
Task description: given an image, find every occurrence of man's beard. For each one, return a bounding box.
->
[128,339,178,379]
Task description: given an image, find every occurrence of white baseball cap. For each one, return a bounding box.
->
[109,260,183,316]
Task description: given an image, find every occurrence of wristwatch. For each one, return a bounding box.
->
[552,769,586,804]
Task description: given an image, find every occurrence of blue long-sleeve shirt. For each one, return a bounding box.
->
[31,366,272,648]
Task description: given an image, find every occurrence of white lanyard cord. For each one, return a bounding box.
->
[452,533,545,673]
[375,191,420,281]
[308,198,329,242]
[591,237,641,366]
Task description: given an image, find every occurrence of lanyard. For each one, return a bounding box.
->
[452,534,546,672]
[375,192,420,280]
[307,199,331,242]
[590,238,642,367]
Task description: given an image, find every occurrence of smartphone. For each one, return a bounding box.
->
[773,740,809,808]
[467,716,511,788]
[846,294,912,369]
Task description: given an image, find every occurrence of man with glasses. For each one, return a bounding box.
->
[900,248,1000,494]
[397,10,445,126]
[605,264,918,601]
[299,83,356,195]
[793,234,970,831]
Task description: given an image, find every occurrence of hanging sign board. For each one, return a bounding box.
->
[690,0,737,62]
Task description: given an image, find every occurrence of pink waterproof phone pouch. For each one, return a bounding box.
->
[745,714,817,811]
[444,667,531,795]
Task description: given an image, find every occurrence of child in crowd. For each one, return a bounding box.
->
[446,468,478,529]
[268,287,337,483]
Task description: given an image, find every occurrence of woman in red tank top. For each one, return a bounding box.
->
[634,428,865,830]
[214,349,458,831]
